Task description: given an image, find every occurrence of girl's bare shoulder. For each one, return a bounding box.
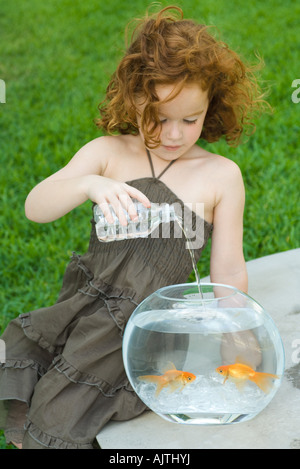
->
[193,148,244,206]
[71,134,137,171]
[76,134,133,158]
[211,153,245,206]
[201,149,243,183]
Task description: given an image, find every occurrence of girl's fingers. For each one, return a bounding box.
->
[124,185,151,208]
[97,201,115,224]
[107,194,129,226]
[118,187,152,223]
[97,184,151,226]
[118,193,139,222]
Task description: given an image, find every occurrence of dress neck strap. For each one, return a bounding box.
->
[146,148,176,180]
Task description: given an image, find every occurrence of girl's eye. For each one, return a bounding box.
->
[184,119,197,125]
[159,119,198,125]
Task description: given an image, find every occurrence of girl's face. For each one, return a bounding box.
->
[137,83,209,161]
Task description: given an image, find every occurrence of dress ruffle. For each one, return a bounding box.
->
[0,358,46,404]
[20,313,56,354]
[24,419,94,449]
[52,354,133,397]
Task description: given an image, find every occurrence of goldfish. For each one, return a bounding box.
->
[215,362,279,393]
[138,364,196,397]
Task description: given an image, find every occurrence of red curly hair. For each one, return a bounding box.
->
[96,6,267,148]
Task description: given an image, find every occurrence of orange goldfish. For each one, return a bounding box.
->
[215,362,279,393]
[138,365,196,397]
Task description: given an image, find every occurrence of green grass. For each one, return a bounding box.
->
[0,0,299,448]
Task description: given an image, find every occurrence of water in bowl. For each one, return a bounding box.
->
[123,304,284,425]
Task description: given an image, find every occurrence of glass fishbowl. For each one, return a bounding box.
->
[122,283,285,425]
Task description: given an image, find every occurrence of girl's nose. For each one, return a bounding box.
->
[166,121,182,140]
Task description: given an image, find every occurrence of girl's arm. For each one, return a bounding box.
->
[25,137,150,224]
[209,160,248,293]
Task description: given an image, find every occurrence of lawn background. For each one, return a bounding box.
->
[0,0,299,449]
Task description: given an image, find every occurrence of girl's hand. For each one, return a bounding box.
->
[83,175,151,226]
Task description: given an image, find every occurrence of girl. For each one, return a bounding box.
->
[0,6,265,449]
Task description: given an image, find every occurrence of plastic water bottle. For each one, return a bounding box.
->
[94,201,177,242]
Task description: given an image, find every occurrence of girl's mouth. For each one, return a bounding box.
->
[163,145,181,151]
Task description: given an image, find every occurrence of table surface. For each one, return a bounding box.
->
[97,249,300,449]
